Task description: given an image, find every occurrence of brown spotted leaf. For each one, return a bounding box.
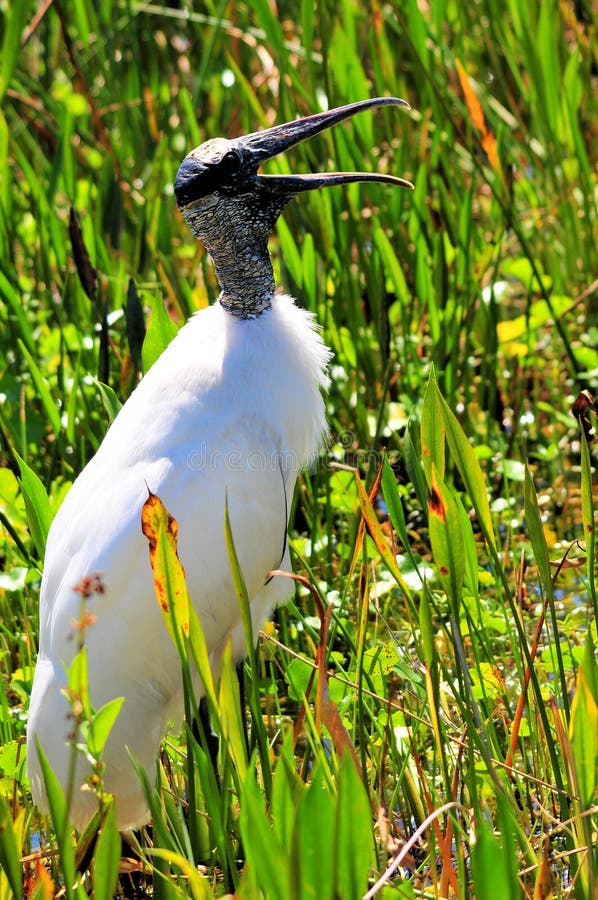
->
[427,466,464,613]
[141,490,218,709]
[141,490,189,642]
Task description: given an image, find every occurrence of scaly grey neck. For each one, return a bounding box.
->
[183,193,287,320]
[213,241,275,319]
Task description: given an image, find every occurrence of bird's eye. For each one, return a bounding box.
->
[219,150,242,176]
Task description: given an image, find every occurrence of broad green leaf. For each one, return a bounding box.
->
[271,733,304,850]
[0,796,23,899]
[581,631,598,705]
[295,763,335,900]
[14,450,53,560]
[421,367,445,485]
[0,0,34,103]
[87,697,124,758]
[569,666,598,807]
[68,646,92,720]
[427,467,465,614]
[218,640,248,783]
[190,742,237,883]
[94,380,123,423]
[471,817,519,900]
[35,742,78,894]
[0,740,28,790]
[334,752,373,899]
[458,495,479,595]
[381,458,420,572]
[286,655,316,702]
[141,294,179,373]
[240,769,288,899]
[403,419,428,511]
[437,390,497,553]
[186,602,218,712]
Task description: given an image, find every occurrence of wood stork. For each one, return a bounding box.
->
[27,97,412,831]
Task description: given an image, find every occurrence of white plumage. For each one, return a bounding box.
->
[28,297,329,830]
[27,97,411,831]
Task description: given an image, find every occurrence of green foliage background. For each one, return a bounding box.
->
[0,1,597,897]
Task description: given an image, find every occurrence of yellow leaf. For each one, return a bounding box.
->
[497,317,526,343]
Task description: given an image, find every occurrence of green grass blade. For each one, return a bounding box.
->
[18,339,62,439]
[35,741,79,898]
[580,431,597,617]
[569,645,598,809]
[471,816,519,900]
[223,495,272,797]
[142,294,179,373]
[438,390,497,553]
[92,800,121,900]
[218,641,248,784]
[421,366,446,485]
[14,450,53,561]
[0,0,34,103]
[0,795,23,899]
[334,752,373,899]
[294,762,334,900]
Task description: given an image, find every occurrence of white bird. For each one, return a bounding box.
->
[27,97,412,832]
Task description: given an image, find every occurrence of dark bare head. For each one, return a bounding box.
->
[175,97,413,318]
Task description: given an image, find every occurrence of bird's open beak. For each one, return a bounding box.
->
[238,97,414,194]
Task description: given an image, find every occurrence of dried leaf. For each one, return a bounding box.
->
[69,206,98,302]
[456,58,502,176]
[456,58,485,134]
[533,835,554,900]
[572,389,596,443]
[481,130,501,177]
